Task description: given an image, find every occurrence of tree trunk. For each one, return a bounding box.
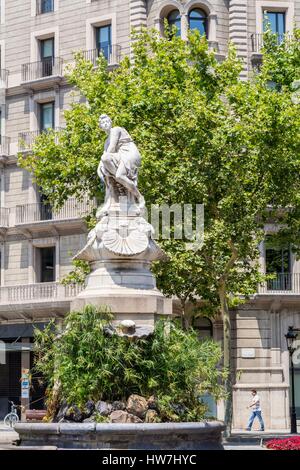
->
[180,299,189,330]
[219,283,233,437]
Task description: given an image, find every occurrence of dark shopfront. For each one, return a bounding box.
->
[0,323,46,419]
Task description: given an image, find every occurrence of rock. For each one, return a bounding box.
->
[95,401,112,416]
[55,400,69,422]
[83,415,96,423]
[109,410,142,423]
[145,410,159,423]
[111,400,126,411]
[170,403,188,416]
[126,394,148,418]
[82,400,95,419]
[65,405,83,422]
[119,320,136,334]
[147,395,158,410]
[55,401,85,423]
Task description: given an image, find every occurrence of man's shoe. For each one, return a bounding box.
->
[245,428,251,431]
[260,429,265,432]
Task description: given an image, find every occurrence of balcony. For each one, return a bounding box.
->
[0,69,8,106]
[0,208,9,235]
[250,33,293,66]
[36,0,54,15]
[0,136,11,160]
[258,273,300,295]
[82,46,121,67]
[0,69,8,88]
[15,198,95,235]
[21,57,63,90]
[0,282,84,320]
[18,128,63,152]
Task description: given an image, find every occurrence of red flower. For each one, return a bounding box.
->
[266,436,300,450]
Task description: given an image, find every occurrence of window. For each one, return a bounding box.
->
[37,0,54,15]
[167,10,181,36]
[265,240,291,290]
[40,38,54,76]
[96,25,111,61]
[193,317,213,340]
[38,247,55,283]
[188,8,207,36]
[263,11,285,35]
[40,102,54,131]
[38,188,52,220]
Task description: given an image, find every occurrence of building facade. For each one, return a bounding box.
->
[0,0,299,430]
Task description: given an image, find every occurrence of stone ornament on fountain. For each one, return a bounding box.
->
[72,114,172,326]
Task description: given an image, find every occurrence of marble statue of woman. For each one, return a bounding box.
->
[74,114,165,261]
[97,114,145,217]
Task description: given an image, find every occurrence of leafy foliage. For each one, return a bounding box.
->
[33,305,226,421]
[18,28,300,313]
[60,258,91,286]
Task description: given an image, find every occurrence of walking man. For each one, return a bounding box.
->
[246,389,265,431]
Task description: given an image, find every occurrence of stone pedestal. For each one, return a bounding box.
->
[72,201,172,325]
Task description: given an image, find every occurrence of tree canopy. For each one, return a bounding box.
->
[20,28,300,430]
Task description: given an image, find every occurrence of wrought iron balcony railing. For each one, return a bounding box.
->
[0,136,11,156]
[21,57,63,82]
[251,33,293,53]
[82,45,121,66]
[18,128,63,151]
[258,273,300,294]
[36,0,54,14]
[16,197,95,224]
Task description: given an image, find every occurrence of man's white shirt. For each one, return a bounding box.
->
[251,394,261,411]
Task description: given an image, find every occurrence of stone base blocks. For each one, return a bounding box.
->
[15,421,225,450]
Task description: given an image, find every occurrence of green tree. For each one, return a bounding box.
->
[20,28,300,432]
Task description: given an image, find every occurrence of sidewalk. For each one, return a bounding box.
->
[224,429,299,449]
[0,422,19,446]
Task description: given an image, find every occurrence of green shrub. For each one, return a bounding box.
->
[33,305,226,421]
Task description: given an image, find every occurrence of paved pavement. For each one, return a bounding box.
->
[224,442,264,450]
[0,422,19,447]
[223,429,299,450]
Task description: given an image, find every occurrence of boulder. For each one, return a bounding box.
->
[109,410,142,423]
[145,410,159,423]
[82,400,95,419]
[170,403,188,416]
[126,394,148,418]
[65,405,83,422]
[55,400,69,422]
[95,401,112,416]
[83,415,96,423]
[111,400,126,411]
[147,395,158,410]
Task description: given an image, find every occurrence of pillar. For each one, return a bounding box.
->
[21,338,31,421]
[181,14,189,41]
[28,240,34,283]
[0,242,4,286]
[55,237,60,281]
[229,0,249,79]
